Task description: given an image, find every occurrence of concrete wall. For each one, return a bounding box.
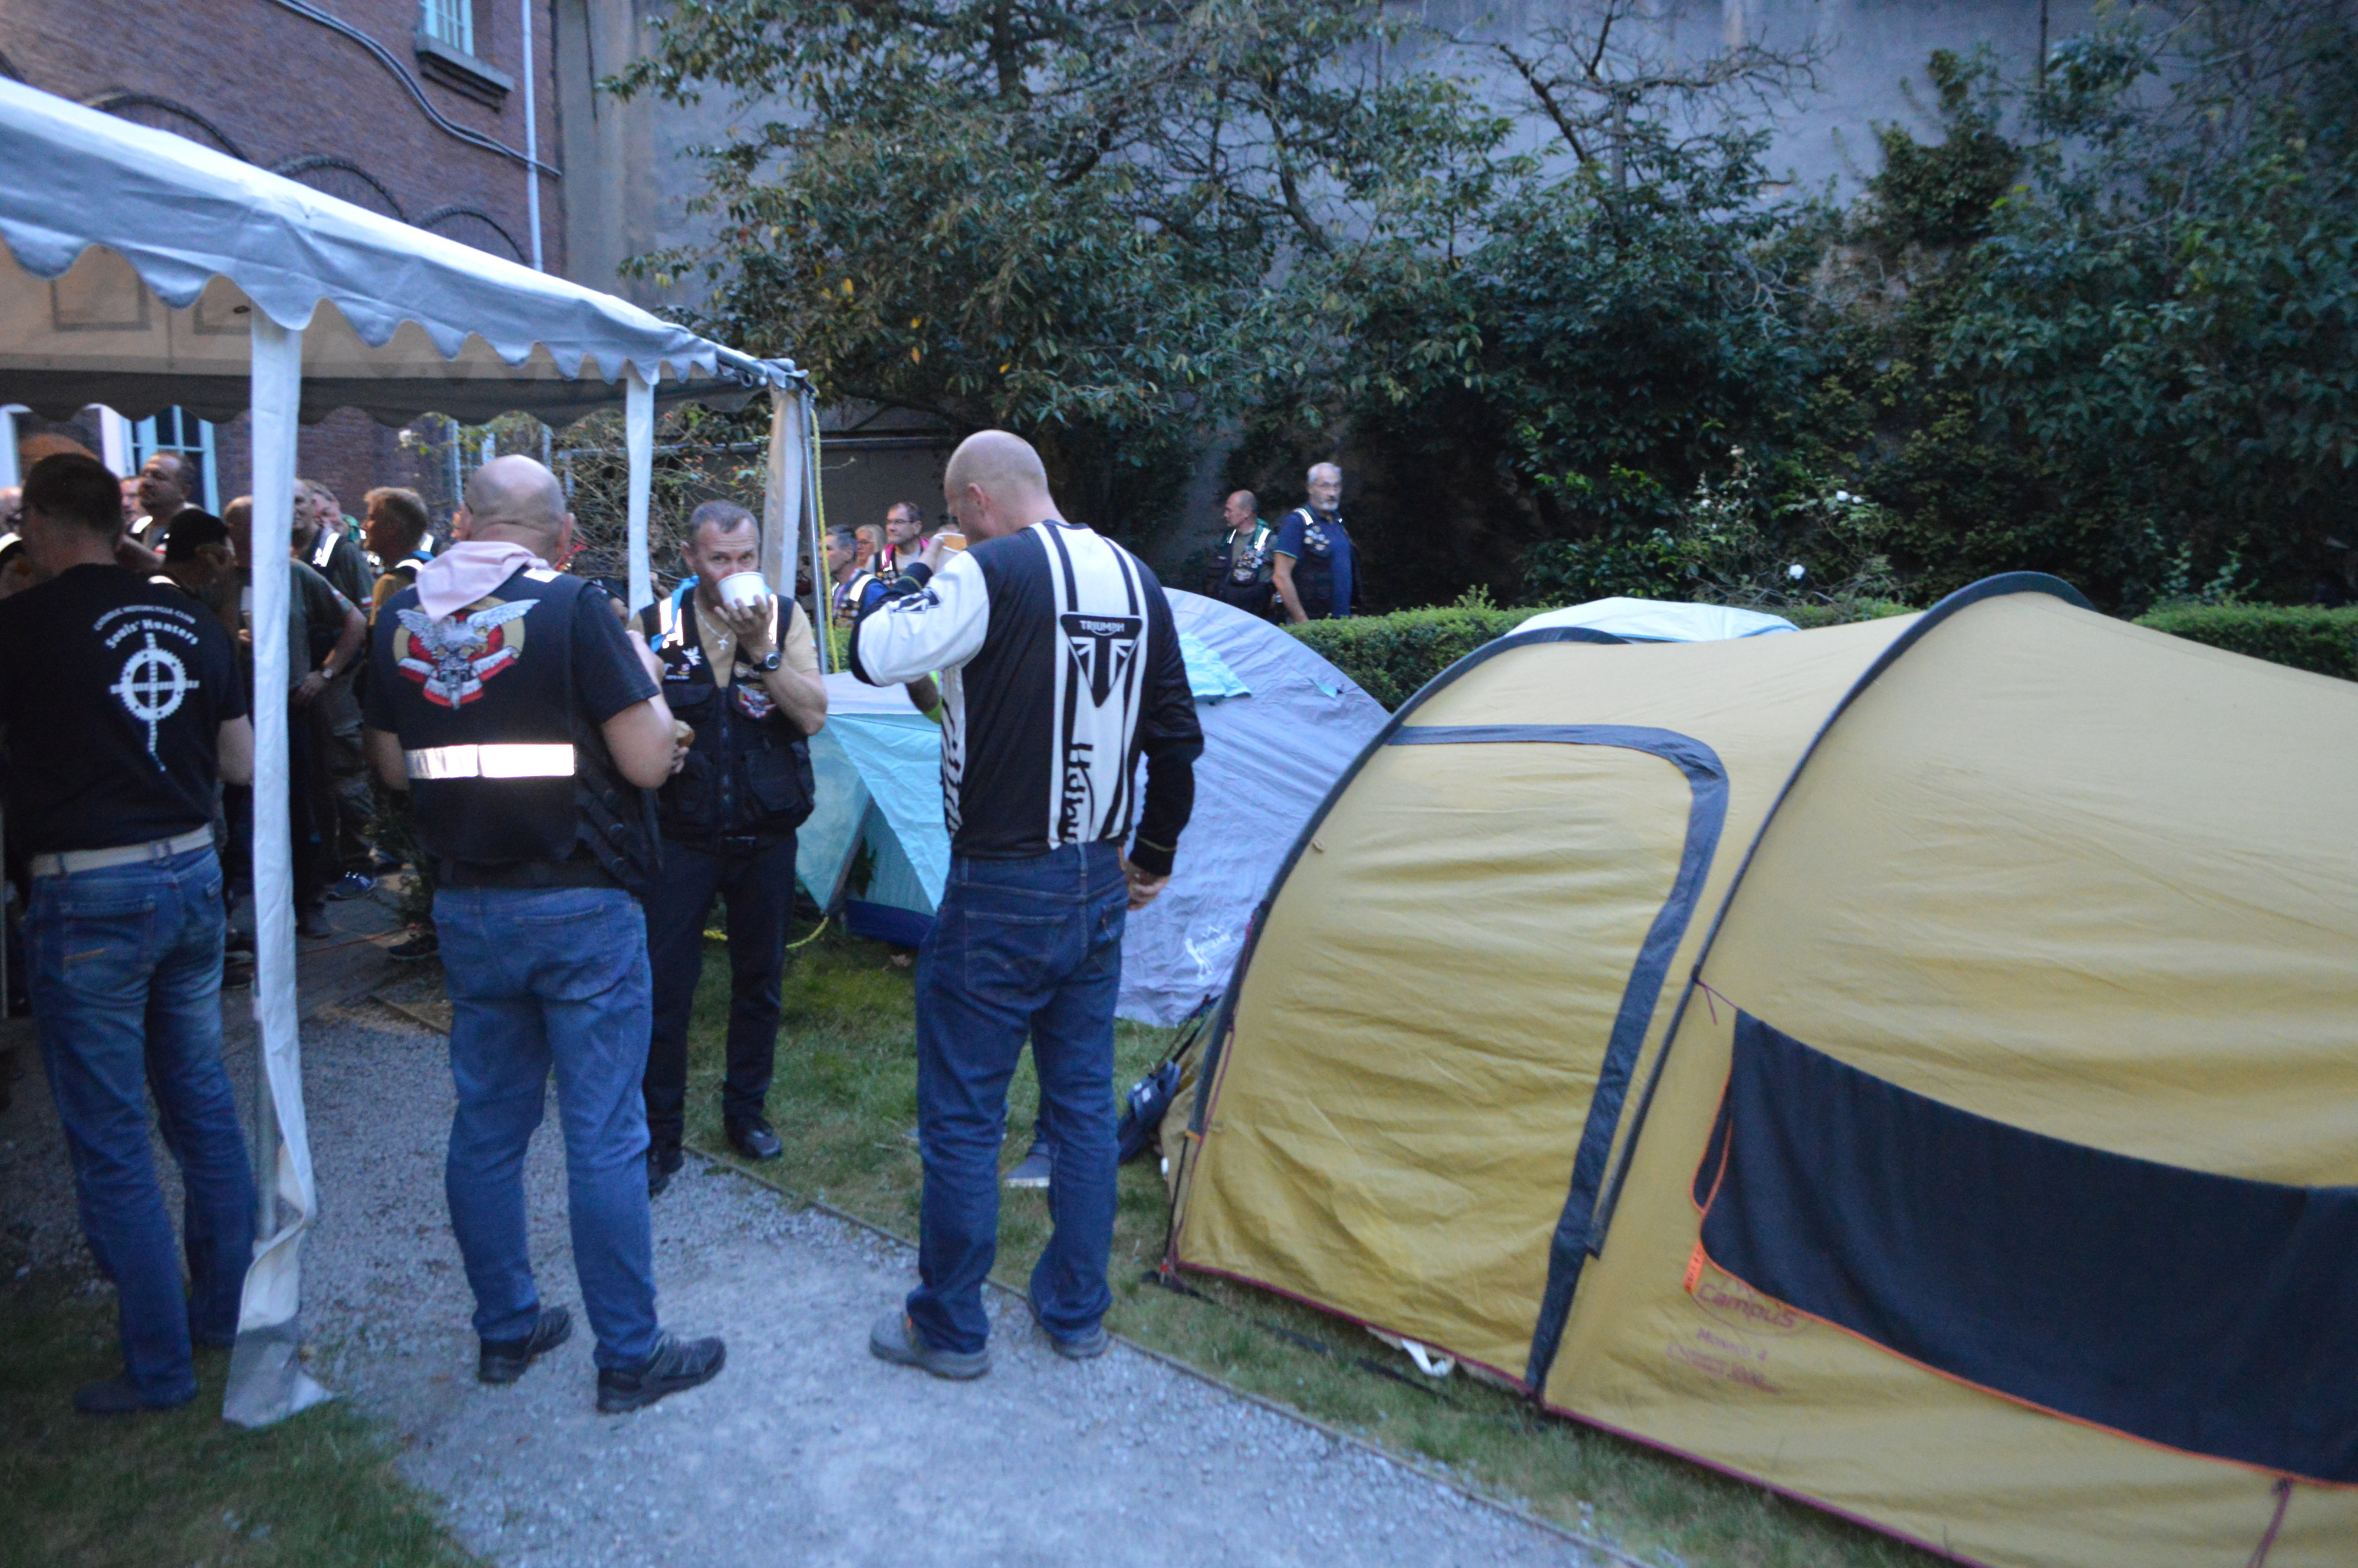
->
[1409,0,2089,198]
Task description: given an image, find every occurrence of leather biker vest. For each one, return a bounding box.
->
[378,566,657,887]
[640,589,816,848]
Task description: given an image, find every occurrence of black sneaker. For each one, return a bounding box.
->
[74,1376,193,1416]
[478,1305,572,1385]
[647,1144,684,1197]
[326,871,376,901]
[726,1118,783,1161]
[595,1333,726,1414]
[387,929,439,962]
[297,907,334,941]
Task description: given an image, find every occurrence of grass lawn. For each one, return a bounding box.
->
[682,925,1937,1568]
[0,1279,477,1568]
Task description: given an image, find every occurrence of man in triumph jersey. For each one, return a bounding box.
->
[852,430,1202,1378]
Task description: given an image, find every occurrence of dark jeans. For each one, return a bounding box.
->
[27,846,255,1402]
[907,841,1127,1355]
[434,885,660,1369]
[643,832,798,1152]
[308,677,374,876]
[225,704,326,910]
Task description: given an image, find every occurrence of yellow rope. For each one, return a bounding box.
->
[702,913,831,950]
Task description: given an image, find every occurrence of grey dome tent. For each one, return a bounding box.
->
[788,589,1387,1024]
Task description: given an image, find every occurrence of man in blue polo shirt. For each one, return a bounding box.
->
[1271,462,1357,622]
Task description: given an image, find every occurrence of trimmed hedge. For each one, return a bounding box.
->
[1288,598,1912,710]
[1287,599,2356,713]
[1286,605,1550,709]
[2133,604,2358,681]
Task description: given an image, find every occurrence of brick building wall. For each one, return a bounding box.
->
[0,0,562,517]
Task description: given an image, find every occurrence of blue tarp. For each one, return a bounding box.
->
[1118,592,1388,1024]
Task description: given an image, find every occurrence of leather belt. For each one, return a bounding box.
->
[405,743,576,781]
[29,827,215,879]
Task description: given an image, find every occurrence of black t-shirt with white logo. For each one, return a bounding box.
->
[0,563,248,855]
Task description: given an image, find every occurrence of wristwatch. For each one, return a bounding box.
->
[755,650,782,672]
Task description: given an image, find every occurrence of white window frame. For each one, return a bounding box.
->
[129,406,222,515]
[419,0,475,55]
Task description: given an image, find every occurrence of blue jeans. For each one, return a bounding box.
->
[434,885,661,1369]
[28,846,254,1404]
[908,842,1127,1355]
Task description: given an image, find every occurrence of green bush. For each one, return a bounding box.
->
[2133,605,2358,681]
[1290,597,1916,709]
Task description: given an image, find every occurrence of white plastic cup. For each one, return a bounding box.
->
[717,571,770,609]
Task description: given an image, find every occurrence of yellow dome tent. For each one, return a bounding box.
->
[1170,574,2356,1568]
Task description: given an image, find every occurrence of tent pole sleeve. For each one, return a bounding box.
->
[762,386,803,604]
[625,368,654,612]
[0,404,19,486]
[804,397,829,675]
[224,314,330,1428]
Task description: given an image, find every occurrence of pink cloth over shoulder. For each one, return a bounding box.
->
[414,541,547,620]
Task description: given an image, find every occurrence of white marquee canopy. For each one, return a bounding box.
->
[0,77,813,1424]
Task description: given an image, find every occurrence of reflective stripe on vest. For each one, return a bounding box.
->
[405,743,577,781]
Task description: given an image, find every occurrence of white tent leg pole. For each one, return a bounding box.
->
[625,369,655,612]
[0,404,21,487]
[762,386,805,610]
[224,314,331,1428]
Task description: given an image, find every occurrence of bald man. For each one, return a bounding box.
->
[133,453,197,551]
[851,430,1203,1379]
[364,454,726,1414]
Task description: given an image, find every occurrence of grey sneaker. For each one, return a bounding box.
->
[1028,1296,1109,1361]
[1003,1138,1053,1190]
[869,1309,989,1380]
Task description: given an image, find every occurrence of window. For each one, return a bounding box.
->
[130,406,220,515]
[419,0,473,55]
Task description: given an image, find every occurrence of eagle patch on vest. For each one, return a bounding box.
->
[734,681,776,721]
[394,596,535,709]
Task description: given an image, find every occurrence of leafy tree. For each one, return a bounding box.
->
[607,0,1503,532]
[1832,3,2358,608]
[1229,4,1832,608]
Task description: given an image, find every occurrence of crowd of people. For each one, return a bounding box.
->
[0,427,1202,1417]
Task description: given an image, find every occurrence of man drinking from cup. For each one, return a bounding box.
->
[636,502,828,1194]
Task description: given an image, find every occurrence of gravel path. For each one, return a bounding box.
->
[3,983,1596,1568]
